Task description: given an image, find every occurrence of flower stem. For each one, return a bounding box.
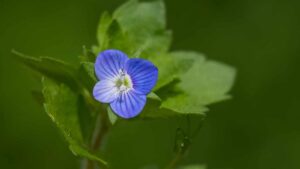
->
[82,111,109,169]
[82,159,96,169]
[164,151,183,169]
[92,110,109,151]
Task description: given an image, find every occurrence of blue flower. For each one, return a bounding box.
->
[93,49,158,119]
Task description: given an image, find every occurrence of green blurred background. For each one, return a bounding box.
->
[1,0,300,169]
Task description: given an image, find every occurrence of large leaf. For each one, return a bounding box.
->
[42,77,107,166]
[150,51,206,91]
[178,59,236,105]
[148,53,178,91]
[159,51,236,115]
[161,94,208,115]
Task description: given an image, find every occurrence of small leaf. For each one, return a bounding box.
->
[97,11,113,48]
[79,62,97,91]
[79,46,96,62]
[42,77,107,166]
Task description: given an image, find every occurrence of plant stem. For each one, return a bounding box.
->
[82,159,96,169]
[164,151,183,169]
[92,110,109,151]
[82,112,109,169]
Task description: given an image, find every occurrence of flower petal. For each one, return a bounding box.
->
[95,49,129,80]
[110,90,146,119]
[93,80,119,103]
[125,58,158,94]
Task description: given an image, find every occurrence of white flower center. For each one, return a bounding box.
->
[114,69,133,93]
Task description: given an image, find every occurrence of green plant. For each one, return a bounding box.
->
[13,0,236,169]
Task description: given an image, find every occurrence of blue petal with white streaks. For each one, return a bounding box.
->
[125,58,158,95]
[93,80,119,103]
[110,90,146,119]
[95,49,128,80]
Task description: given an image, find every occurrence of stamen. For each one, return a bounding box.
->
[114,69,133,93]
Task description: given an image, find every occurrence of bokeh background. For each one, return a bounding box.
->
[1,0,300,169]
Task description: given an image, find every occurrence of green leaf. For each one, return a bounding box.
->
[69,144,106,165]
[77,95,97,144]
[42,77,107,166]
[147,92,161,102]
[79,46,96,62]
[95,12,132,54]
[112,0,171,57]
[114,0,166,33]
[94,0,171,57]
[179,164,206,169]
[161,94,208,115]
[149,53,179,91]
[12,50,78,90]
[78,62,97,91]
[170,51,206,74]
[151,51,205,91]
[97,11,113,49]
[158,51,236,115]
[140,92,188,118]
[178,59,236,105]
